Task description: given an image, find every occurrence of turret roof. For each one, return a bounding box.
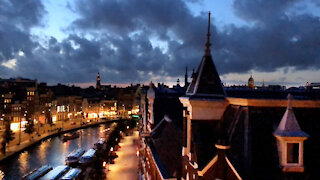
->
[274,94,309,137]
[186,12,225,98]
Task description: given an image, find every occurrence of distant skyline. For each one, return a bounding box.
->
[0,0,320,87]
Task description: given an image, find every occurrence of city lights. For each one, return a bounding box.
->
[10,121,27,132]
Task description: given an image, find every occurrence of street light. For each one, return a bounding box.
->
[18,113,26,145]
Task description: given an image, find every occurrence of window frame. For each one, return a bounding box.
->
[283,141,303,166]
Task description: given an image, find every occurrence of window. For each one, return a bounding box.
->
[287,143,299,164]
[28,91,34,96]
[4,99,11,103]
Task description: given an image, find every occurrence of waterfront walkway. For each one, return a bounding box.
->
[107,130,139,180]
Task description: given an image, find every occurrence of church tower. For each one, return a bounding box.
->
[96,72,101,90]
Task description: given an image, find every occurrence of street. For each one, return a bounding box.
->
[107,130,139,180]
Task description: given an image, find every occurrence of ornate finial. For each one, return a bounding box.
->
[287,94,293,110]
[205,11,211,55]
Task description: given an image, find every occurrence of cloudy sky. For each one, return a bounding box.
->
[0,0,320,87]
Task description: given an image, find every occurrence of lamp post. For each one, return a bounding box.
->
[19,113,26,145]
[38,110,44,135]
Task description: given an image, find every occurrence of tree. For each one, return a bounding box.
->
[24,121,35,140]
[1,121,15,154]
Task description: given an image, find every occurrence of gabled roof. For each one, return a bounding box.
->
[198,145,242,180]
[186,12,225,98]
[150,116,182,178]
[274,94,309,137]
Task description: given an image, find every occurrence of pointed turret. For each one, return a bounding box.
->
[274,94,309,137]
[186,12,225,98]
[273,94,309,172]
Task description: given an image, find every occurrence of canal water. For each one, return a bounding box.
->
[0,123,111,180]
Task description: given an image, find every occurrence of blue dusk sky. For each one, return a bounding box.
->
[0,0,320,87]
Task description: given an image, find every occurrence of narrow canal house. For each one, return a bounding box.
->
[138,13,320,180]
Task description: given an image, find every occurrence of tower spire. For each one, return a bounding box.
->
[205,11,211,55]
[185,65,188,87]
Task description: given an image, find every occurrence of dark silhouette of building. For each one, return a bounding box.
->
[138,12,320,180]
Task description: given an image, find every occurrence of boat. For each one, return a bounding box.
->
[60,168,82,180]
[40,165,69,180]
[94,138,106,150]
[63,132,79,141]
[22,165,53,180]
[65,148,85,165]
[79,148,96,165]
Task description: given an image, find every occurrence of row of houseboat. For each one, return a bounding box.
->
[23,132,111,179]
[23,165,81,180]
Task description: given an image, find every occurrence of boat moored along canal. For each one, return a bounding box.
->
[62,132,80,141]
[22,165,53,180]
[40,165,69,180]
[65,148,85,166]
[79,148,96,166]
[60,168,82,180]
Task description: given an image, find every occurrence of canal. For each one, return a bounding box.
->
[0,123,112,179]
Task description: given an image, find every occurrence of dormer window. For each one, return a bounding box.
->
[287,142,299,164]
[273,94,309,173]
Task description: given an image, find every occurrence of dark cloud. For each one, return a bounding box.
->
[70,0,320,82]
[214,0,320,74]
[0,0,45,62]
[0,0,319,85]
[233,0,299,22]
[70,0,215,81]
[0,0,45,28]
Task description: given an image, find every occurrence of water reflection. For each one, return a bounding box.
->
[0,170,4,179]
[18,151,29,175]
[0,124,110,180]
[38,140,50,164]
